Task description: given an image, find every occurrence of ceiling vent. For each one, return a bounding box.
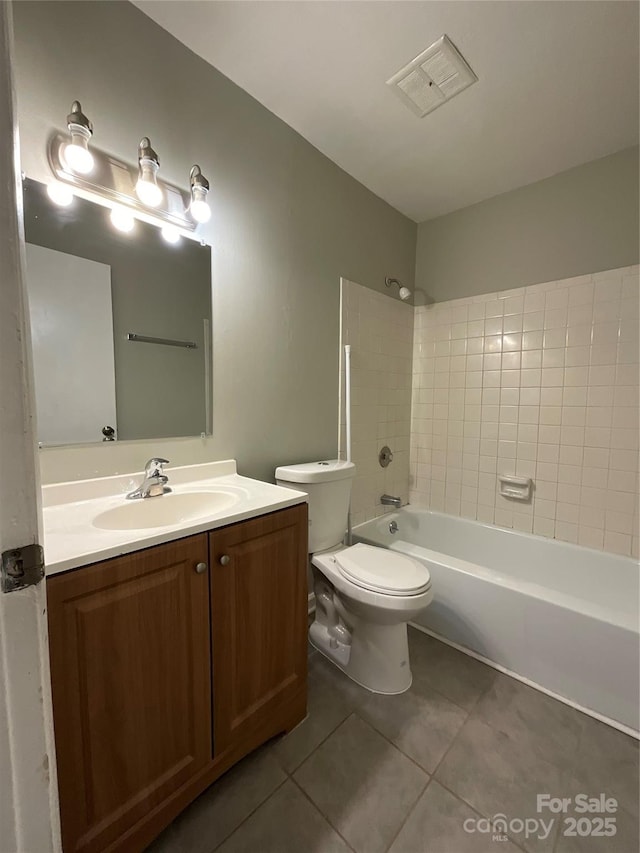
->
[386,34,477,118]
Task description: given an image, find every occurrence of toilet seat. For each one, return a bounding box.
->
[334,544,431,597]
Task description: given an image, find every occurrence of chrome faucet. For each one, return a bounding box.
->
[127,457,171,500]
[380,494,402,508]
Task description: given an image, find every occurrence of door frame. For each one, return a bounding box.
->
[0,2,60,850]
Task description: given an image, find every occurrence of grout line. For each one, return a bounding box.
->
[349,707,433,780]
[351,660,558,853]
[209,770,289,852]
[290,711,431,853]
[426,715,538,853]
[408,674,485,716]
[392,665,510,845]
[289,770,358,852]
[299,630,496,784]
[410,623,640,739]
[430,778,532,853]
[406,627,499,713]
[551,809,564,853]
[423,664,494,784]
[382,776,433,853]
[343,654,484,777]
[424,667,573,853]
[277,689,362,776]
[300,678,495,852]
[292,633,627,853]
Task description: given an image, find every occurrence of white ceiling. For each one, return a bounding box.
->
[134,1,639,223]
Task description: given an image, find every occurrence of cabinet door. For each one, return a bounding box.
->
[47,535,212,853]
[211,504,308,754]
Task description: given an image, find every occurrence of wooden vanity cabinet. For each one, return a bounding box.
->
[47,503,308,853]
[210,503,308,754]
[47,534,212,853]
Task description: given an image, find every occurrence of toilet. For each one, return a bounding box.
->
[275,460,433,694]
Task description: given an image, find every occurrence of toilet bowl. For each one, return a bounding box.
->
[275,460,433,695]
[310,543,432,694]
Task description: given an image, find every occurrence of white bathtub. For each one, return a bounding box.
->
[353,508,640,734]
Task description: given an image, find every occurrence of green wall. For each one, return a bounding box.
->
[416,146,639,303]
[12,0,416,482]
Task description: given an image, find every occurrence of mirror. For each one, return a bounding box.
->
[22,179,212,446]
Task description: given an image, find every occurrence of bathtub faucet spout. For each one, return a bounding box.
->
[381,494,402,508]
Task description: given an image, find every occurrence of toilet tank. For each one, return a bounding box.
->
[275,460,355,553]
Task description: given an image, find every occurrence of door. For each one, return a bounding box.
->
[210,504,308,754]
[0,4,59,851]
[24,244,117,445]
[47,536,212,853]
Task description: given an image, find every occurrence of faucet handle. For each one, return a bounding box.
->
[144,457,170,477]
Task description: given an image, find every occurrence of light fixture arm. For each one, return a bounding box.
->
[67,100,93,137]
[138,137,159,168]
[190,164,209,193]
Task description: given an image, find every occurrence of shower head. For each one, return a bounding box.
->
[385,277,412,301]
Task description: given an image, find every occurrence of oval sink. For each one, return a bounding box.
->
[93,491,239,531]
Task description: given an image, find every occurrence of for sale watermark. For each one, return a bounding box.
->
[463,793,618,844]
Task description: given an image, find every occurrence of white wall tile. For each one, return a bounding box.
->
[340,280,413,524]
[409,265,639,557]
[563,386,588,406]
[604,531,632,556]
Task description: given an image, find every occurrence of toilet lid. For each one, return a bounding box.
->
[334,544,431,596]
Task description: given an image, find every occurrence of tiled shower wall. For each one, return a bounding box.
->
[339,279,413,526]
[409,265,639,558]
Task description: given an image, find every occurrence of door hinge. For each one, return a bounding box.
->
[1,544,45,593]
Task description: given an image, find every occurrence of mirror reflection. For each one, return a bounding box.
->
[22,179,212,446]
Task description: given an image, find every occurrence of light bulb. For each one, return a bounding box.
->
[110,207,135,233]
[399,286,412,301]
[161,225,181,245]
[65,102,94,174]
[190,198,211,224]
[189,165,211,224]
[136,138,162,208]
[135,177,163,207]
[46,181,74,207]
[64,142,94,175]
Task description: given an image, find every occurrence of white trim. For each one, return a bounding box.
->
[409,622,639,740]
[344,345,352,464]
[0,3,60,849]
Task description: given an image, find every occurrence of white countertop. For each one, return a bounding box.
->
[42,460,308,576]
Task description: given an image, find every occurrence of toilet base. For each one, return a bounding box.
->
[309,617,413,695]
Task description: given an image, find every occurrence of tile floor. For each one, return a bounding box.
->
[148,628,639,853]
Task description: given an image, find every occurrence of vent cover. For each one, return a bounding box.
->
[386,34,477,118]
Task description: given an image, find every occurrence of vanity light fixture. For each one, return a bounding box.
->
[136,137,163,208]
[110,206,135,233]
[46,181,74,207]
[161,225,181,245]
[48,105,207,236]
[64,101,94,175]
[189,165,211,223]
